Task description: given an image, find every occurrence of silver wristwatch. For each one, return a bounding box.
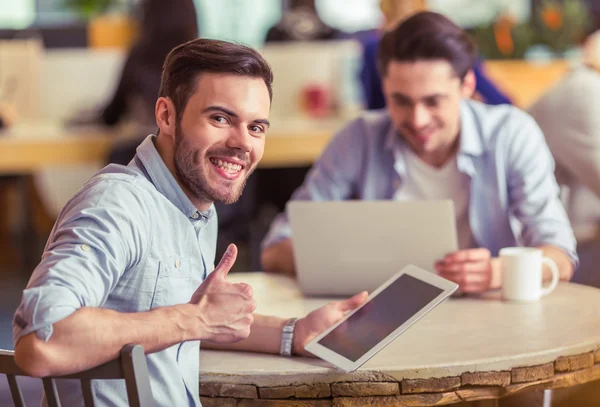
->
[280,318,299,356]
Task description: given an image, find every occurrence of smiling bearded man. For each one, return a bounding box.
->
[12,39,367,407]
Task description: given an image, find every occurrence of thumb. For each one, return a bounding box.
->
[338,291,368,312]
[213,244,238,280]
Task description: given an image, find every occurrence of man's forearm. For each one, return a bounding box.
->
[15,305,191,377]
[202,314,285,354]
[261,239,296,276]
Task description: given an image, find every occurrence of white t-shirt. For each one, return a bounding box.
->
[394,148,473,250]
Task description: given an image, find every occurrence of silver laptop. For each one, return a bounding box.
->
[287,200,458,296]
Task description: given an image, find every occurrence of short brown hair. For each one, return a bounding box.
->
[159,39,274,120]
[377,11,477,80]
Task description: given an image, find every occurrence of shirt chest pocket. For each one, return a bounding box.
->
[150,255,194,308]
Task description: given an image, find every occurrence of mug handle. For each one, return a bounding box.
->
[541,257,560,297]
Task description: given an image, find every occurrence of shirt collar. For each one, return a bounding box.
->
[457,100,484,157]
[383,119,408,176]
[135,135,215,221]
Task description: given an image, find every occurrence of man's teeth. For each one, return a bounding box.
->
[211,158,242,173]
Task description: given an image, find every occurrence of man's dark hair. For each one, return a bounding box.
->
[159,39,274,120]
[377,11,477,80]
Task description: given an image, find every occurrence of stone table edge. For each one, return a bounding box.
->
[198,351,600,404]
[200,342,600,387]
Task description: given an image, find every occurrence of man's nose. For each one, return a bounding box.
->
[410,104,431,130]
[226,126,253,152]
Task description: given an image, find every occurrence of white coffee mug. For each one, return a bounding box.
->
[500,247,560,302]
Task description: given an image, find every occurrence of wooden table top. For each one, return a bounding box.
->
[0,123,114,174]
[198,272,600,405]
[0,118,344,174]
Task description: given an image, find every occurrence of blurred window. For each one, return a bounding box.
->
[2,1,537,44]
[0,0,135,29]
[35,0,78,25]
[195,0,281,47]
[428,0,531,27]
[0,0,35,29]
[316,0,382,32]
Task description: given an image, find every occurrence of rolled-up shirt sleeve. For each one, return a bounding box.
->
[505,112,579,266]
[13,178,151,345]
[261,119,367,248]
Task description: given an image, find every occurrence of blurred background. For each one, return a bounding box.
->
[1,0,599,347]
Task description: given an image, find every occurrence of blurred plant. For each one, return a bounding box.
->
[473,0,591,59]
[63,0,126,19]
[534,0,591,52]
[493,13,517,56]
[540,1,563,30]
[473,11,535,59]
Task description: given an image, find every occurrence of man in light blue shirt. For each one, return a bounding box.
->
[12,39,367,406]
[261,12,577,293]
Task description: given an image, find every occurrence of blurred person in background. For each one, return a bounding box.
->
[265,0,345,42]
[261,12,576,297]
[102,0,198,165]
[529,30,600,289]
[360,0,512,110]
[33,0,200,242]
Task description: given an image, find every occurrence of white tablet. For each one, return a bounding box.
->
[304,265,458,372]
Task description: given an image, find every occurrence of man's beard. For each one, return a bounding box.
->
[173,126,253,205]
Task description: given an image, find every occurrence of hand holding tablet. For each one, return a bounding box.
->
[304,265,458,372]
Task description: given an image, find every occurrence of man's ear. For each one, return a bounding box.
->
[155,97,177,138]
[461,70,477,99]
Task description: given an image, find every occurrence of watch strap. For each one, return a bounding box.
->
[280,318,299,356]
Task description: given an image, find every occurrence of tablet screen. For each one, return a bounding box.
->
[317,274,444,362]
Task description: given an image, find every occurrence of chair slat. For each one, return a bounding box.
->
[121,344,154,407]
[6,374,26,407]
[81,378,96,407]
[42,378,62,407]
[59,358,124,380]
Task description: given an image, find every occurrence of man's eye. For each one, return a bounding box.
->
[250,125,264,133]
[213,115,227,123]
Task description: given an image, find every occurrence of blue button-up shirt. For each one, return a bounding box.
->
[13,135,217,407]
[263,100,578,265]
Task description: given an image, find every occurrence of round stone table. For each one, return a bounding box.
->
[199,273,600,406]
